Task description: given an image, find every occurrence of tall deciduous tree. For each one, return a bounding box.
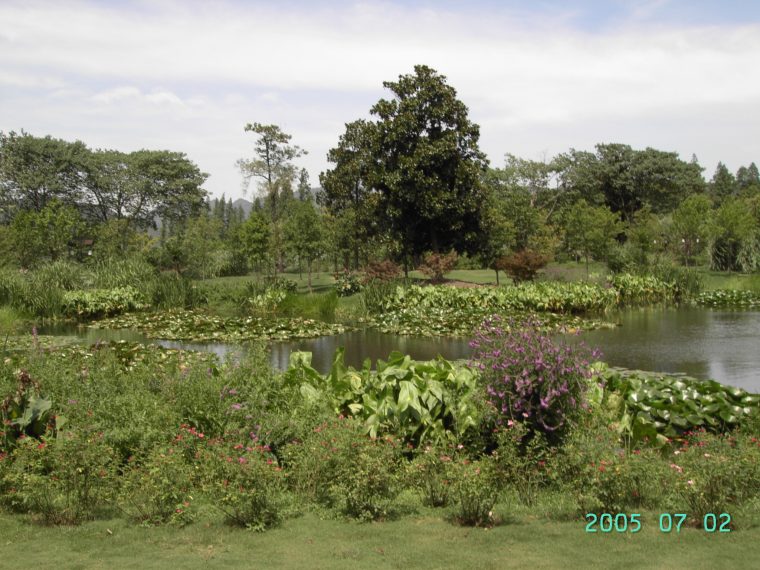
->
[320,120,378,269]
[238,123,306,273]
[672,193,712,264]
[369,65,488,272]
[0,131,89,217]
[284,200,323,290]
[86,149,207,228]
[564,200,622,276]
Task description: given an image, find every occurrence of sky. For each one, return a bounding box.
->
[2,0,760,200]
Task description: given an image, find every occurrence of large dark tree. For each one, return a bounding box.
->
[319,119,378,269]
[368,65,488,267]
[554,144,704,223]
[84,149,206,228]
[0,131,89,217]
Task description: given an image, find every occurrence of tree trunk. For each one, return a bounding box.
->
[308,259,313,293]
[495,268,500,286]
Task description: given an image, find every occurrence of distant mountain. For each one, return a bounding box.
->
[232,198,253,218]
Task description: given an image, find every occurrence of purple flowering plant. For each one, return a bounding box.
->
[470,315,600,440]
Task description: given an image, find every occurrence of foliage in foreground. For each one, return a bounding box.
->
[0,340,758,533]
[284,349,480,445]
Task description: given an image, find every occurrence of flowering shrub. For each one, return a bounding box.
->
[470,315,599,440]
[451,455,499,527]
[334,270,362,296]
[285,416,402,521]
[117,444,196,526]
[492,421,554,506]
[406,444,457,507]
[670,429,760,528]
[201,436,290,531]
[4,428,116,524]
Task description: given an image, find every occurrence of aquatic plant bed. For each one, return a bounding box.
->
[1,333,80,352]
[696,289,760,308]
[91,309,350,342]
[598,365,760,443]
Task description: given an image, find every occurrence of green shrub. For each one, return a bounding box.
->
[451,455,499,526]
[360,279,400,315]
[201,437,291,531]
[671,430,760,528]
[4,428,117,524]
[285,416,402,521]
[117,444,196,526]
[407,444,456,508]
[492,422,554,506]
[61,286,148,319]
[334,270,362,296]
[609,273,675,306]
[557,415,678,514]
[285,349,481,446]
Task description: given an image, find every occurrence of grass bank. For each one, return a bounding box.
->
[1,509,758,570]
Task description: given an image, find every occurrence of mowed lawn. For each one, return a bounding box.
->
[3,510,759,570]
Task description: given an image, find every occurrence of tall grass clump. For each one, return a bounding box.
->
[0,269,63,318]
[89,257,157,290]
[650,264,703,301]
[278,291,338,322]
[360,279,400,315]
[35,260,89,291]
[149,272,207,310]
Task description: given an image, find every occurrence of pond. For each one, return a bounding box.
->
[575,307,760,393]
[39,306,760,392]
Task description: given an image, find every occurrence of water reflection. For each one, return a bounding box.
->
[573,307,760,391]
[39,307,760,391]
[268,329,474,372]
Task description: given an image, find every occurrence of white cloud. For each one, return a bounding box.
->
[1,0,759,197]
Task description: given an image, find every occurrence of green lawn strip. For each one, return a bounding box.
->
[1,510,757,570]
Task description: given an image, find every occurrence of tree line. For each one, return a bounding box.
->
[2,64,759,282]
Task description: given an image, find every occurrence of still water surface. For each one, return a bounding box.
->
[41,307,760,392]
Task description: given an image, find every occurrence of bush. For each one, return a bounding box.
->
[285,417,402,521]
[363,259,402,283]
[360,279,401,315]
[418,251,458,283]
[671,430,760,528]
[470,315,599,442]
[201,437,290,531]
[4,428,117,524]
[61,286,148,319]
[333,270,362,296]
[117,444,196,526]
[496,249,548,283]
[407,444,456,507]
[149,272,207,310]
[492,422,554,506]
[451,455,499,526]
